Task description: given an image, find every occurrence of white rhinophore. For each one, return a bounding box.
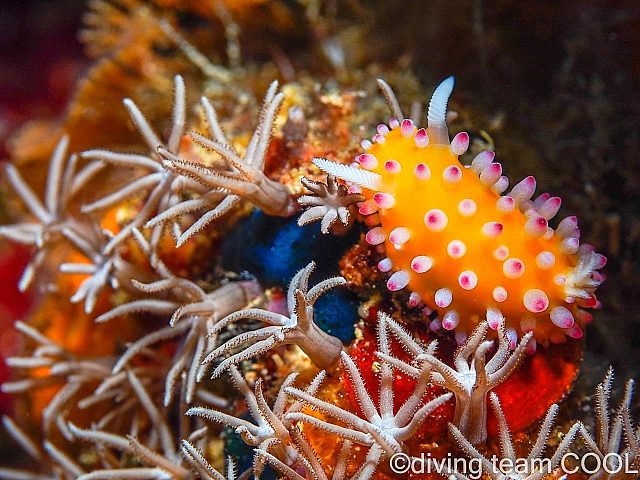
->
[427,76,455,146]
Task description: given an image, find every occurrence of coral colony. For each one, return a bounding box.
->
[0,2,636,480]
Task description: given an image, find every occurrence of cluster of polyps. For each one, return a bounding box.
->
[314,77,606,350]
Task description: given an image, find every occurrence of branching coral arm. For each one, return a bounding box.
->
[180,440,234,480]
[210,308,290,334]
[1,416,43,461]
[449,393,580,480]
[253,380,290,441]
[175,196,241,248]
[247,81,281,172]
[597,367,614,451]
[284,382,373,434]
[4,163,53,224]
[395,392,453,442]
[96,300,180,323]
[374,351,421,378]
[210,337,277,378]
[424,356,465,393]
[579,369,640,478]
[306,275,346,304]
[186,406,259,439]
[283,412,371,446]
[487,331,533,388]
[81,173,165,213]
[189,133,261,182]
[144,191,229,229]
[43,441,85,478]
[448,423,500,480]
[207,327,285,358]
[77,467,172,479]
[491,393,517,463]
[80,150,162,171]
[353,444,384,480]
[126,369,175,457]
[200,96,227,145]
[0,223,41,244]
[253,450,305,480]
[112,322,192,373]
[131,277,206,298]
[103,178,173,254]
[283,370,326,419]
[0,136,101,293]
[127,435,190,478]
[453,322,488,371]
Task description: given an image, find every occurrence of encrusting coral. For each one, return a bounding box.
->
[0,1,622,479]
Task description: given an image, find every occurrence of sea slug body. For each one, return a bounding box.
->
[315,77,605,350]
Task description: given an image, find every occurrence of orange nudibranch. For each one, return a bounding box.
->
[314,77,605,351]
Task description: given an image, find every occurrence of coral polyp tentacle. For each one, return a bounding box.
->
[315,77,605,346]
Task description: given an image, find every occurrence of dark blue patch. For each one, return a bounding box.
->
[221,211,361,344]
[314,289,359,342]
